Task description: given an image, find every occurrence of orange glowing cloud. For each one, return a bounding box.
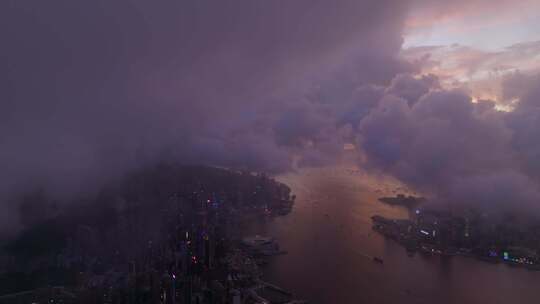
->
[401,42,540,106]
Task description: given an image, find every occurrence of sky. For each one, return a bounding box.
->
[403,0,540,106]
[405,1,540,50]
[1,0,540,234]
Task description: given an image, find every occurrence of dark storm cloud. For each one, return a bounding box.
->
[385,73,440,106]
[358,73,540,216]
[1,0,412,233]
[502,72,540,103]
[361,90,488,205]
[505,74,540,181]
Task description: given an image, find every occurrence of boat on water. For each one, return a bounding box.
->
[242,235,275,246]
[373,257,384,264]
[241,235,283,256]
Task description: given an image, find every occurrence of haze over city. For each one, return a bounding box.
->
[2,1,540,303]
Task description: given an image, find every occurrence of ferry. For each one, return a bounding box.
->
[373,257,384,264]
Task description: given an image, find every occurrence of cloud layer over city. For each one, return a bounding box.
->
[2,0,540,233]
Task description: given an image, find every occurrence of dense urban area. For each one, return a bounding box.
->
[4,166,540,303]
[0,165,303,304]
[373,195,540,269]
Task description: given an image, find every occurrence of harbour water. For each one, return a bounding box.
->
[243,166,540,304]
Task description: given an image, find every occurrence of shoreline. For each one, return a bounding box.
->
[371,214,540,272]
